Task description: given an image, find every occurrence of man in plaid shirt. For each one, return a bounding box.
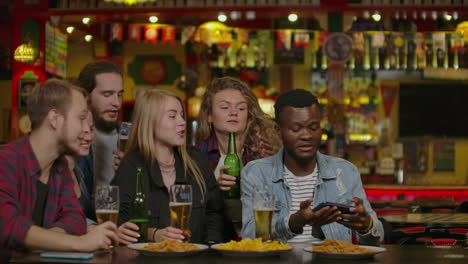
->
[0,79,118,254]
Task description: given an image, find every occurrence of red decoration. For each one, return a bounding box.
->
[161,25,176,44]
[141,58,167,84]
[144,25,159,44]
[276,30,291,50]
[294,30,309,48]
[128,24,141,42]
[380,83,399,118]
[110,23,123,41]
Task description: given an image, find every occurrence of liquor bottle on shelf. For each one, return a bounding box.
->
[453,49,459,69]
[402,39,408,70]
[363,38,370,70]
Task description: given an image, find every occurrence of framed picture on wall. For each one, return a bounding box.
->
[18,78,38,109]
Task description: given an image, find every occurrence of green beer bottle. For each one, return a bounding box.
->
[129,167,149,242]
[224,132,241,199]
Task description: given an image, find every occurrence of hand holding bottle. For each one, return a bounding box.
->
[153,227,185,242]
[116,222,140,245]
[217,165,237,191]
[223,132,241,199]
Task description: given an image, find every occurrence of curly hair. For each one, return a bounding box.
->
[196,77,281,159]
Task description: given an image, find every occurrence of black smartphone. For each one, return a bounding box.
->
[313,202,352,214]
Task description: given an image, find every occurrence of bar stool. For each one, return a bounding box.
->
[394,226,427,245]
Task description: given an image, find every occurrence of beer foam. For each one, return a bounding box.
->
[253,207,275,211]
[169,202,192,206]
[96,209,119,213]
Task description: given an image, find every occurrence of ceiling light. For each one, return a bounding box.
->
[453,12,458,20]
[363,11,370,19]
[66,26,75,34]
[230,11,240,20]
[218,13,227,22]
[149,16,158,23]
[84,35,93,42]
[288,13,298,22]
[421,11,427,20]
[444,12,452,21]
[246,11,256,20]
[394,12,400,20]
[82,17,90,25]
[372,12,381,22]
[431,11,437,20]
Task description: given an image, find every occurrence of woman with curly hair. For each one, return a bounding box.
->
[196,76,281,240]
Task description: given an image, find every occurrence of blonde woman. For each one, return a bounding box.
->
[113,89,223,244]
[196,76,281,240]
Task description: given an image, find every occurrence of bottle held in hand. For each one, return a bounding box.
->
[129,167,149,242]
[224,132,241,199]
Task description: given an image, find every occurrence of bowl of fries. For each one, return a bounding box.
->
[303,240,386,259]
[128,240,209,257]
[211,238,292,257]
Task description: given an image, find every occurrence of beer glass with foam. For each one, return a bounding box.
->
[169,184,192,241]
[253,185,275,241]
[95,185,119,224]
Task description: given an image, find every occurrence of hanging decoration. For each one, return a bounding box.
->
[380,82,399,119]
[294,30,310,48]
[450,33,464,52]
[161,25,176,44]
[14,43,36,63]
[236,28,249,46]
[432,32,446,66]
[181,26,196,44]
[276,30,292,50]
[110,23,123,42]
[144,25,159,44]
[257,30,271,50]
[128,24,142,42]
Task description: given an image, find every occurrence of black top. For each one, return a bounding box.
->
[112,147,224,244]
[74,166,96,222]
[32,180,49,227]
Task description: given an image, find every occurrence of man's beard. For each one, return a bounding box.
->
[93,108,119,133]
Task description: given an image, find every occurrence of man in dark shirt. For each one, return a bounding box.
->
[0,79,118,253]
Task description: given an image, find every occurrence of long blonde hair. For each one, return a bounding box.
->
[196,77,281,159]
[127,89,206,198]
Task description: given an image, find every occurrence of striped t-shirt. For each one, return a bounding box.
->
[284,165,320,243]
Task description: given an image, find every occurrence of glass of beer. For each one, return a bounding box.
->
[253,185,275,241]
[169,184,192,241]
[118,122,132,152]
[95,185,119,225]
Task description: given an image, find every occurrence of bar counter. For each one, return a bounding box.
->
[10,244,468,264]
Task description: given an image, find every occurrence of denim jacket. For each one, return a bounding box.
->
[240,148,383,245]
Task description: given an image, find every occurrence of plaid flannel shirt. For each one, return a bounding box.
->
[0,136,86,250]
[196,136,252,170]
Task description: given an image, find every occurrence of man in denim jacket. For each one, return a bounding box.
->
[241,89,383,245]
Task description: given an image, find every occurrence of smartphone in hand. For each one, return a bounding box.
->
[313,202,352,214]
